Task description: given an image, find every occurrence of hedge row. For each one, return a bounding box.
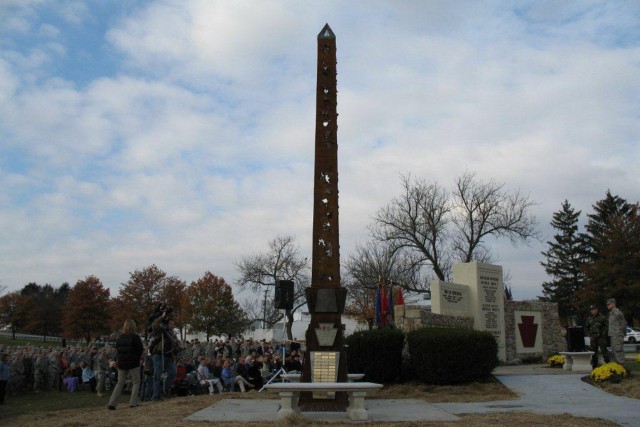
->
[345,327,405,383]
[345,326,498,385]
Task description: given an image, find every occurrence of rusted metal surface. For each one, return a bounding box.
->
[300,23,349,411]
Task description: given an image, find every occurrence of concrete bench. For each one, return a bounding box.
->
[264,381,382,421]
[559,351,594,372]
[280,373,364,382]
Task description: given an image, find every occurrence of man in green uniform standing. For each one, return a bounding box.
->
[585,304,609,369]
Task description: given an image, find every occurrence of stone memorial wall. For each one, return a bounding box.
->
[451,263,506,361]
[430,280,470,317]
[504,300,566,362]
[394,304,473,332]
[393,262,565,363]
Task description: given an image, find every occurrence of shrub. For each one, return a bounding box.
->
[591,362,627,383]
[407,327,498,385]
[345,327,405,383]
[547,354,565,368]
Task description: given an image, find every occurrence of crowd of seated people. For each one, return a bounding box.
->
[0,336,305,402]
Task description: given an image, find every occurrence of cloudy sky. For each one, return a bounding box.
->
[1,1,639,302]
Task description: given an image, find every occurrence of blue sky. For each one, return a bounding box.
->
[1,1,639,304]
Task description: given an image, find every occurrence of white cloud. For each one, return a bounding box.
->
[0,1,639,302]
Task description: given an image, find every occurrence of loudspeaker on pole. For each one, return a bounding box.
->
[274,280,294,310]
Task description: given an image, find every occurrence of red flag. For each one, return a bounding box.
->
[396,287,405,305]
[380,284,388,326]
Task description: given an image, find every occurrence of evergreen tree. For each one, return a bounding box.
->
[581,205,640,323]
[584,190,633,260]
[539,200,589,322]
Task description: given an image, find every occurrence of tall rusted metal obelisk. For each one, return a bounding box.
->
[299,23,349,410]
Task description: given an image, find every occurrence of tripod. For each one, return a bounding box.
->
[259,366,288,392]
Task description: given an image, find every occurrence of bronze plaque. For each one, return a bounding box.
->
[311,351,339,399]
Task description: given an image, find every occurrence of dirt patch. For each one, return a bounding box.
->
[585,372,640,400]
[369,378,518,402]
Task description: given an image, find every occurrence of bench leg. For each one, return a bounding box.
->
[346,391,368,421]
[563,355,573,370]
[276,391,300,419]
[571,356,593,371]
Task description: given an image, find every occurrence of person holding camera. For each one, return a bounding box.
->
[151,307,180,400]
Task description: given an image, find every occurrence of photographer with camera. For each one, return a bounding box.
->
[150,305,180,400]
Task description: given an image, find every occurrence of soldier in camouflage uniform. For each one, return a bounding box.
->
[94,348,110,396]
[191,340,201,361]
[34,350,50,391]
[48,350,62,390]
[8,352,24,393]
[585,305,610,369]
[607,298,627,365]
[21,352,31,391]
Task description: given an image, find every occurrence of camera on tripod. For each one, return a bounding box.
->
[147,304,173,333]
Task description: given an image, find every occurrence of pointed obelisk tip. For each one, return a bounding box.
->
[318,23,335,39]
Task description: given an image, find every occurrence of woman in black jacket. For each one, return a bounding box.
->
[107,319,144,410]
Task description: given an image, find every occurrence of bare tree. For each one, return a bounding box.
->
[235,235,310,340]
[343,240,428,293]
[240,297,263,329]
[369,172,539,286]
[451,171,539,262]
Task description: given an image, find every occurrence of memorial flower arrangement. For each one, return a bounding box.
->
[636,354,640,363]
[546,354,564,368]
[590,362,627,383]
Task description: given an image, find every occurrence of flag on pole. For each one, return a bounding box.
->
[396,287,405,305]
[387,283,394,319]
[380,283,388,326]
[374,284,381,327]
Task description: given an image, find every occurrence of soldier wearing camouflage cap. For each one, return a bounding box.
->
[607,298,627,365]
[585,304,610,369]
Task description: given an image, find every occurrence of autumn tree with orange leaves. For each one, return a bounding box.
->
[62,275,111,342]
[112,265,187,336]
[186,272,247,340]
[158,278,188,340]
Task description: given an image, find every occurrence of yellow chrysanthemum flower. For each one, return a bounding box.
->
[590,362,627,382]
[547,354,565,368]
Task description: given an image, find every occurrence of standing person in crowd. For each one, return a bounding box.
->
[151,308,180,400]
[139,346,154,401]
[94,348,110,397]
[0,353,9,404]
[607,298,627,365]
[33,350,49,391]
[586,304,610,369]
[107,319,143,410]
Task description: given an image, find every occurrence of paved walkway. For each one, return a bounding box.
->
[436,374,638,427]
[186,365,639,425]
